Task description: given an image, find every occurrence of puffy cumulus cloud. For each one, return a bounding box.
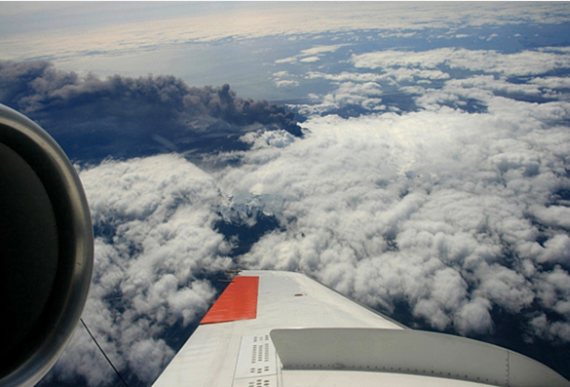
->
[539,235,570,265]
[529,313,570,342]
[454,298,494,336]
[353,48,570,77]
[306,71,387,83]
[444,75,544,97]
[322,82,384,109]
[275,44,345,65]
[299,56,320,63]
[382,68,451,83]
[217,90,570,340]
[354,48,457,70]
[0,60,301,161]
[240,129,297,150]
[300,82,385,115]
[531,205,570,230]
[531,267,570,342]
[272,70,299,88]
[299,44,345,56]
[302,48,570,118]
[411,75,550,112]
[275,56,298,65]
[378,30,418,39]
[272,71,290,78]
[45,154,232,386]
[535,267,570,317]
[275,80,300,88]
[307,68,450,84]
[530,76,570,90]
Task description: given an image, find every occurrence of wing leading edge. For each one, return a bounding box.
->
[153,270,569,387]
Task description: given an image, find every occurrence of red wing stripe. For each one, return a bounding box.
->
[201,276,259,324]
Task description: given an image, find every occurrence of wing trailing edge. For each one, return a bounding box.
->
[153,271,569,387]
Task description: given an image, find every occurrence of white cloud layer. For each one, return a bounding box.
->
[48,154,232,385]
[275,44,344,65]
[218,83,570,340]
[272,70,300,88]
[2,3,569,61]
[307,68,450,84]
[62,97,568,383]
[353,48,570,77]
[302,81,385,114]
[299,46,570,116]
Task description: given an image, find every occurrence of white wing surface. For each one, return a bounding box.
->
[153,270,569,387]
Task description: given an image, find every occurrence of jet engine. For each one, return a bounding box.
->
[0,105,93,386]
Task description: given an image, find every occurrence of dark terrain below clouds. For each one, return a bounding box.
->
[0,60,302,162]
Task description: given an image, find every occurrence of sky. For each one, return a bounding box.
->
[1,2,570,386]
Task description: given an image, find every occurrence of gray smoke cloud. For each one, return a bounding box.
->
[0,60,301,162]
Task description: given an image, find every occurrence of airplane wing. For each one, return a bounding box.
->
[152,270,569,387]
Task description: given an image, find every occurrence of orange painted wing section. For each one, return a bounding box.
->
[201,276,259,324]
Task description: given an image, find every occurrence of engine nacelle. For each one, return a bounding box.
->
[0,105,93,386]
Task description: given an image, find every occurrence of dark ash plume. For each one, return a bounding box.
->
[0,60,302,162]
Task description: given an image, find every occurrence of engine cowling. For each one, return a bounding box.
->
[0,104,93,386]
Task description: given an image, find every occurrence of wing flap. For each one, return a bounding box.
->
[201,276,259,324]
[271,328,570,387]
